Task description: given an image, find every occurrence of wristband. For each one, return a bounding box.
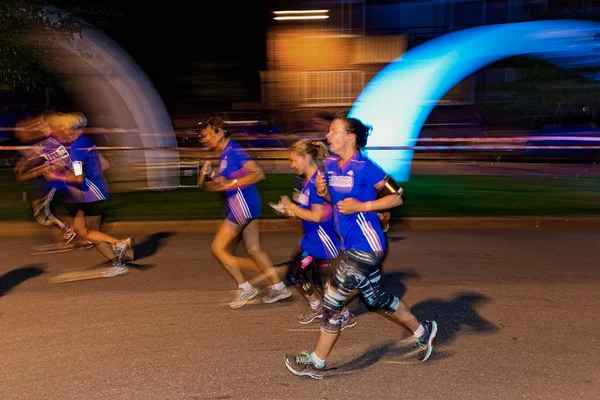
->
[365,201,372,212]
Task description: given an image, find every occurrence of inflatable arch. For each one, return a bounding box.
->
[349,20,600,181]
[28,7,179,189]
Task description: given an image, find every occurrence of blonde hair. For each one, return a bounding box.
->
[290,139,329,164]
[14,114,50,142]
[46,111,87,132]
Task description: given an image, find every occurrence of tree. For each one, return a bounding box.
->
[0,1,121,99]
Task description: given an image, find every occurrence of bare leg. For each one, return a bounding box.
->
[306,293,319,304]
[86,230,120,245]
[384,299,420,333]
[314,331,340,360]
[242,219,281,285]
[83,215,120,264]
[211,220,249,285]
[72,212,118,264]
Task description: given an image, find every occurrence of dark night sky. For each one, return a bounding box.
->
[67,0,276,115]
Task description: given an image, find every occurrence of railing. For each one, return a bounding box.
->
[299,70,366,107]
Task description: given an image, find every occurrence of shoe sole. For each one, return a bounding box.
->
[298,313,323,325]
[262,289,293,304]
[284,357,324,380]
[64,233,76,245]
[341,319,357,331]
[103,268,129,278]
[229,289,259,309]
[421,321,438,362]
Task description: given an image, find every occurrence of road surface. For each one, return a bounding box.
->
[1,229,599,399]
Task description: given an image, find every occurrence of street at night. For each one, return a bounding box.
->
[1,228,598,399]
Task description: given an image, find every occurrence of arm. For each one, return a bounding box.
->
[337,175,404,215]
[44,162,84,185]
[15,159,47,181]
[317,188,331,203]
[234,159,265,187]
[16,166,48,181]
[202,159,265,192]
[281,197,324,223]
[61,165,85,184]
[314,171,331,203]
[14,153,47,181]
[366,178,404,211]
[44,150,86,185]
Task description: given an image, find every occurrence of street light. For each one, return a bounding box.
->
[273,9,329,21]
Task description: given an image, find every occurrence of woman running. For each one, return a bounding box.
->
[277,139,355,328]
[284,113,437,379]
[43,112,132,277]
[199,115,291,308]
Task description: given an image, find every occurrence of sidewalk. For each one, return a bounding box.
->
[4,215,600,237]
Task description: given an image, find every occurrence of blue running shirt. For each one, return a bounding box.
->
[324,151,387,252]
[69,135,109,203]
[297,170,340,259]
[219,140,262,222]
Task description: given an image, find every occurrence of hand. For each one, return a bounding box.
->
[200,161,213,177]
[280,195,293,209]
[40,164,55,174]
[272,207,295,218]
[292,188,302,203]
[315,171,327,196]
[278,196,296,217]
[336,198,364,215]
[203,176,231,192]
[41,165,59,181]
[44,172,64,183]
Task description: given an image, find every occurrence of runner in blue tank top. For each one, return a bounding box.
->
[199,115,292,309]
[14,114,80,247]
[277,139,356,327]
[285,112,438,379]
[43,112,133,277]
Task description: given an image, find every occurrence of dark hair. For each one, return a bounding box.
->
[333,111,372,149]
[200,115,230,138]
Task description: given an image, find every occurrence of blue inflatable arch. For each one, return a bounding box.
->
[349,20,600,181]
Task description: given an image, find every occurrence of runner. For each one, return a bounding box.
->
[199,115,292,308]
[284,113,437,379]
[43,112,133,277]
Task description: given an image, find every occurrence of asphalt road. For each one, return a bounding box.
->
[1,229,599,400]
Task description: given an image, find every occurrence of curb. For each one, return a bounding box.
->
[3,216,600,237]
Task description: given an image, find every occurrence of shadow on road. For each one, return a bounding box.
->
[411,292,500,346]
[329,291,499,375]
[386,235,408,243]
[132,232,176,261]
[327,340,454,378]
[0,264,45,297]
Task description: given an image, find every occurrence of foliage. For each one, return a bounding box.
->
[0,0,121,93]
